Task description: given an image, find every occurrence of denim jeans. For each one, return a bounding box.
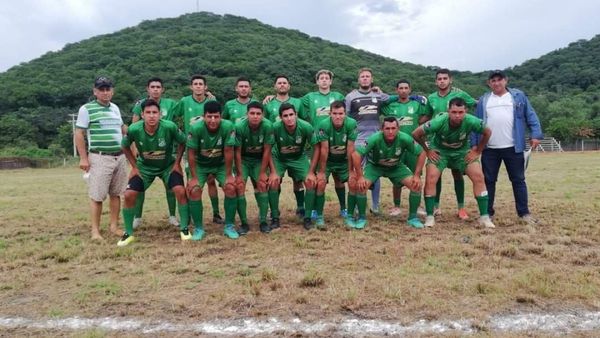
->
[481,147,529,217]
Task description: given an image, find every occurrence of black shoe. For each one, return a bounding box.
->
[238,223,250,235]
[212,214,224,224]
[296,208,305,218]
[259,222,271,234]
[303,218,313,230]
[270,218,280,230]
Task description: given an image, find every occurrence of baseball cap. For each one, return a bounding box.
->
[488,70,506,79]
[94,76,114,88]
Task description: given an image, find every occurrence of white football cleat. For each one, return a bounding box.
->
[168,216,180,227]
[424,216,435,228]
[478,215,496,228]
[132,217,142,229]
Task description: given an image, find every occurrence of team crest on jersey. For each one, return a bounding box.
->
[342,134,347,142]
[459,133,466,140]
[259,135,264,143]
[371,97,377,103]
[217,137,222,146]
[158,138,166,147]
[139,141,143,146]
[295,135,302,144]
[408,107,414,115]
[395,148,401,156]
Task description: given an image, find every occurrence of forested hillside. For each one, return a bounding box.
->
[0,12,598,156]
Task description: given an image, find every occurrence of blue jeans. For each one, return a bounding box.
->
[481,147,529,217]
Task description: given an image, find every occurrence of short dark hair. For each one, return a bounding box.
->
[274,74,290,85]
[448,97,466,109]
[330,100,345,111]
[236,76,251,86]
[204,101,221,114]
[382,116,398,126]
[142,98,160,111]
[146,77,163,87]
[435,68,451,77]
[396,79,411,87]
[279,102,296,116]
[247,101,263,111]
[190,74,207,85]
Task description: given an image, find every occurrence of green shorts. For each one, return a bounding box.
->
[325,162,349,183]
[138,167,172,191]
[273,155,309,182]
[364,163,413,187]
[241,158,264,183]
[194,165,226,187]
[427,150,478,173]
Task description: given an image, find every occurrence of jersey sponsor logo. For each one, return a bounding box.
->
[246,145,263,153]
[316,107,330,116]
[142,150,166,160]
[280,145,300,154]
[200,148,223,158]
[330,145,346,155]
[357,105,378,115]
[378,158,399,167]
[441,140,464,149]
[398,116,413,126]
[190,116,203,125]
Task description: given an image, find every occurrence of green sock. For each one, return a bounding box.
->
[356,194,367,218]
[347,193,357,217]
[268,189,280,219]
[237,196,247,223]
[122,207,135,236]
[294,189,305,210]
[335,187,346,210]
[257,192,269,223]
[425,196,435,216]
[224,196,237,225]
[189,200,203,230]
[315,193,325,217]
[210,195,220,217]
[454,179,465,209]
[435,179,442,207]
[178,203,189,230]
[394,197,401,208]
[166,189,177,217]
[476,195,489,216]
[304,189,316,217]
[134,192,145,218]
[408,192,421,219]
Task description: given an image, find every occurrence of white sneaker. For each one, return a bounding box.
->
[132,217,142,229]
[168,216,180,227]
[479,215,496,228]
[417,207,427,217]
[433,207,442,216]
[389,207,402,216]
[424,216,435,228]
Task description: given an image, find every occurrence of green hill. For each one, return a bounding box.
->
[0,12,598,153]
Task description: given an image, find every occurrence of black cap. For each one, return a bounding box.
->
[94,76,113,88]
[488,70,506,80]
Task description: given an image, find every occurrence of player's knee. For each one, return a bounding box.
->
[123,189,138,206]
[188,185,203,200]
[224,183,236,197]
[304,179,315,190]
[236,182,245,195]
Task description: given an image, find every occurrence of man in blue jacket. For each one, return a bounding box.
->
[470,70,543,223]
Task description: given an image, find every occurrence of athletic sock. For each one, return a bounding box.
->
[476,194,489,216]
[315,193,325,217]
[304,189,316,216]
[435,178,442,207]
[122,207,135,236]
[335,187,346,210]
[357,194,367,218]
[408,191,421,219]
[189,200,203,230]
[454,179,465,209]
[425,195,436,216]
[134,192,145,218]
[268,189,280,219]
[166,189,177,217]
[294,189,305,210]
[178,202,189,230]
[237,195,247,223]
[224,196,237,224]
[394,196,401,208]
[257,192,269,223]
[347,193,357,217]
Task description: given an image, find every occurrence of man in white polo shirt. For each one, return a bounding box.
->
[470,70,543,223]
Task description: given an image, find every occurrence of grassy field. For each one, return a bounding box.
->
[1,152,599,335]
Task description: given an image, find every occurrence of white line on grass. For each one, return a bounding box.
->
[1,311,599,335]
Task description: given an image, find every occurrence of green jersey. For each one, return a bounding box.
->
[426,87,477,118]
[235,118,275,160]
[76,100,123,153]
[186,119,236,167]
[223,98,258,124]
[172,95,217,134]
[264,97,306,123]
[272,119,318,161]
[382,100,426,135]
[122,120,186,175]
[301,91,345,125]
[131,97,178,121]
[317,117,358,164]
[358,131,422,168]
[423,113,485,152]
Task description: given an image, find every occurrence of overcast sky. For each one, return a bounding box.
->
[2,0,599,73]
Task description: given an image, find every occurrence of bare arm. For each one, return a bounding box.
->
[74,128,89,171]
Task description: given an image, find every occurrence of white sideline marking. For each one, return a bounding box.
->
[1,312,600,335]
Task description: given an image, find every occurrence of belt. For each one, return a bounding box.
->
[89,149,123,156]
